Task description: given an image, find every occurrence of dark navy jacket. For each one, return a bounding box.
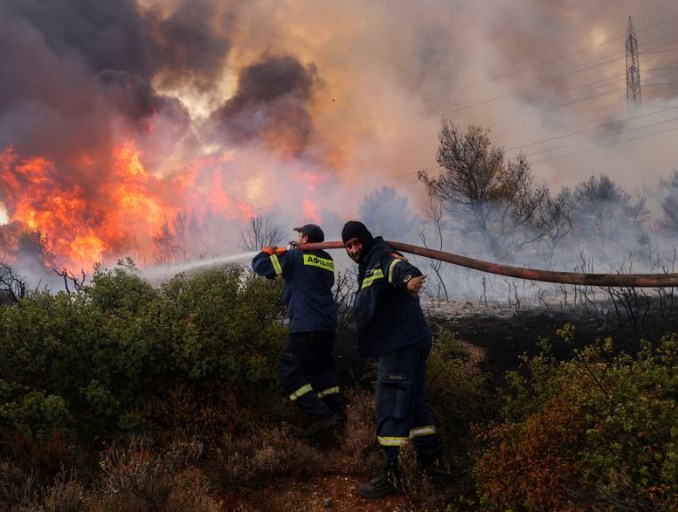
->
[252,248,337,333]
[354,237,430,359]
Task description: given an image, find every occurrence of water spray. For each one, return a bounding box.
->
[138,251,259,282]
[299,241,678,288]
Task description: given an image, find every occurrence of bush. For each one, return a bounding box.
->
[427,328,495,471]
[145,266,285,386]
[209,426,324,489]
[0,262,287,456]
[474,328,678,511]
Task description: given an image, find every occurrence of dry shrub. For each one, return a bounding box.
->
[8,431,83,479]
[142,384,240,448]
[334,387,381,473]
[210,424,325,488]
[0,461,38,510]
[42,471,86,512]
[90,468,222,512]
[398,441,436,505]
[474,395,585,512]
[246,488,333,512]
[143,383,291,451]
[91,436,221,512]
[0,466,87,512]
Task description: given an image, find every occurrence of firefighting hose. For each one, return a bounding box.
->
[297,241,678,288]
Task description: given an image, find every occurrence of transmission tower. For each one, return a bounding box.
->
[626,16,641,105]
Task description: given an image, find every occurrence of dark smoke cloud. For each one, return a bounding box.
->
[0,3,113,164]
[145,0,234,92]
[210,54,318,155]
[3,0,152,78]
[99,69,190,134]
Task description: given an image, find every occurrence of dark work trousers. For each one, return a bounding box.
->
[279,331,345,418]
[376,337,442,466]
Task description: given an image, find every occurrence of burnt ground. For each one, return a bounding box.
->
[336,296,678,389]
[433,299,677,377]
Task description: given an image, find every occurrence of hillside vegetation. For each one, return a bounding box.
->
[0,262,676,511]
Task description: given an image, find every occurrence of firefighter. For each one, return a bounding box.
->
[341,220,443,499]
[252,224,345,439]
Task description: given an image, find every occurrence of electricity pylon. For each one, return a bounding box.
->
[626,16,641,105]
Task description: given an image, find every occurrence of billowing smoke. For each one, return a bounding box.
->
[211,55,317,157]
[0,0,676,296]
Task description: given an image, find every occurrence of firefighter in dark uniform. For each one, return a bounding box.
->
[252,223,345,439]
[341,220,443,499]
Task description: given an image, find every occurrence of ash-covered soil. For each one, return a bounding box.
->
[336,297,678,386]
[426,298,678,381]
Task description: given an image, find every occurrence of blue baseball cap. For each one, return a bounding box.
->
[293,224,324,243]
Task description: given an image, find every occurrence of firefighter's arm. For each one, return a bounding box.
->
[252,247,288,278]
[383,252,425,297]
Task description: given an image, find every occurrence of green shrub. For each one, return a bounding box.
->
[475,328,678,512]
[427,328,494,470]
[0,262,287,454]
[0,391,73,440]
[142,266,285,387]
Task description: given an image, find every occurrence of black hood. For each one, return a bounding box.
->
[341,220,375,261]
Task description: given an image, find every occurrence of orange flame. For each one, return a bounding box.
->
[0,110,340,273]
[0,139,261,270]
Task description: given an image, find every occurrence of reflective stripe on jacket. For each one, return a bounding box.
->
[252,248,337,333]
[353,237,430,359]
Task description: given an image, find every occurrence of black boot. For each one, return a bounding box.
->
[356,466,401,499]
[298,412,342,439]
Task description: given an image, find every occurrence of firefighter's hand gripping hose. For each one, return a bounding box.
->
[261,246,287,256]
[297,240,678,288]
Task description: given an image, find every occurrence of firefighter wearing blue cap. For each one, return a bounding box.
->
[252,223,345,439]
[342,220,443,499]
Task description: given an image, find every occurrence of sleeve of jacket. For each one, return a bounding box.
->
[380,250,422,289]
[252,250,296,279]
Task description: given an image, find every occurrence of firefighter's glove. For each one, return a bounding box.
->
[287,240,299,251]
[262,246,287,256]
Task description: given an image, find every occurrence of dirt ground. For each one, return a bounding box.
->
[223,297,678,512]
[222,474,422,512]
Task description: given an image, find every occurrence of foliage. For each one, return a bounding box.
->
[0,262,287,457]
[148,265,285,384]
[2,253,677,512]
[564,174,649,263]
[475,327,678,511]
[418,120,561,262]
[427,328,495,477]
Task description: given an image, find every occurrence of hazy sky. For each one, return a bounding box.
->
[1,0,677,266]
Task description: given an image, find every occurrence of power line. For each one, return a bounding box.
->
[335,12,678,193]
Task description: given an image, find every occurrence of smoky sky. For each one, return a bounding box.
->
[1,0,677,229]
[99,69,190,132]
[146,0,233,91]
[0,0,323,162]
[4,0,152,78]
[210,55,318,153]
[2,0,232,86]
